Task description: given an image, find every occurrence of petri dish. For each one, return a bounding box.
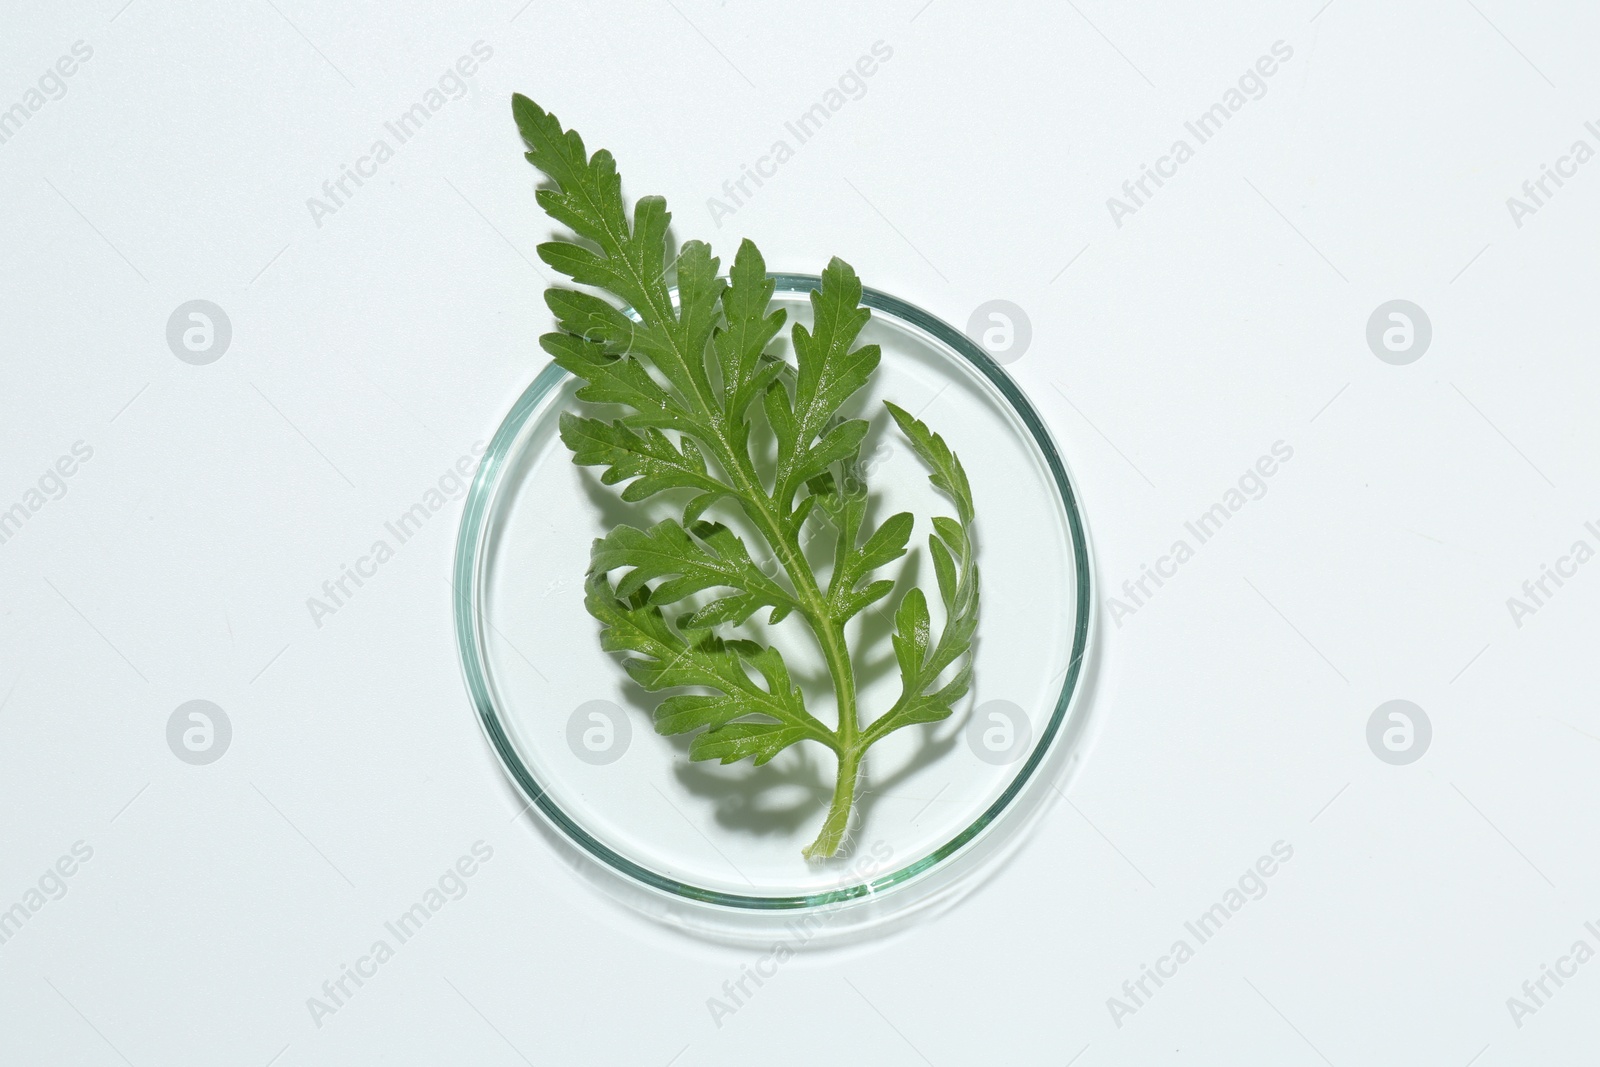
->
[454,275,1096,941]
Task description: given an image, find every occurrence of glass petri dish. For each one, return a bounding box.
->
[454,275,1096,941]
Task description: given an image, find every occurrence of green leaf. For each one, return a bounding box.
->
[584,575,828,764]
[827,505,912,625]
[862,408,982,746]
[665,239,724,401]
[890,587,930,681]
[885,400,975,524]
[589,519,798,627]
[540,331,687,431]
[806,431,912,625]
[873,660,973,735]
[770,258,881,511]
[929,535,957,608]
[690,722,812,766]
[516,97,982,854]
[558,412,723,501]
[516,96,720,435]
[714,240,788,430]
[791,418,870,490]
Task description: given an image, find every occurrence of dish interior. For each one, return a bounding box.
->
[464,282,1085,904]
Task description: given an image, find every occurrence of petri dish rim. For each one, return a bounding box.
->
[453,274,1094,912]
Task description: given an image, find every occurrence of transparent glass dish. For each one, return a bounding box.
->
[453,276,1096,941]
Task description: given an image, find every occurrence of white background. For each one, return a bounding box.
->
[3,0,1599,1064]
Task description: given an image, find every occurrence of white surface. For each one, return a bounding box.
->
[1,0,1597,1063]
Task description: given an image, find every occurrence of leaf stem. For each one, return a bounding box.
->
[626,273,864,851]
[722,456,862,857]
[735,481,859,744]
[802,745,862,860]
